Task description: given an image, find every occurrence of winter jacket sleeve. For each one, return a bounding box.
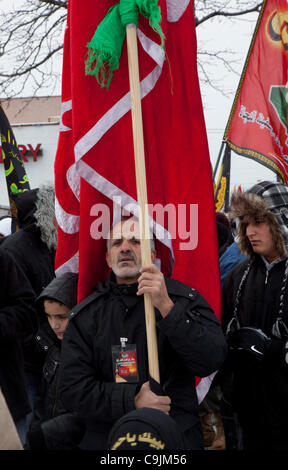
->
[157,289,227,377]
[28,378,48,431]
[25,412,85,450]
[59,320,138,424]
[0,249,37,341]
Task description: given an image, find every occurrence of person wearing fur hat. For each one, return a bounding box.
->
[221,181,288,450]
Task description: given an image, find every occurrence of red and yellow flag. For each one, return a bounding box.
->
[225,0,288,183]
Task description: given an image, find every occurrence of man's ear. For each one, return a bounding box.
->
[106,251,112,268]
[151,250,156,263]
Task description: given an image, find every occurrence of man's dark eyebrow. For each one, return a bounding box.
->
[111,237,122,243]
[111,235,140,242]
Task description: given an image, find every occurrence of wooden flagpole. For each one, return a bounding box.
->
[126,23,160,384]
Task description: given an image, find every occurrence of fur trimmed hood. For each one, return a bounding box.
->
[34,184,57,251]
[230,181,288,258]
[12,184,57,251]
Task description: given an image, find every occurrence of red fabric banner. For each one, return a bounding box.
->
[225,0,288,183]
[54,0,220,336]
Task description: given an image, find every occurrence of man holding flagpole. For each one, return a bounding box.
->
[54,0,224,450]
[59,217,227,449]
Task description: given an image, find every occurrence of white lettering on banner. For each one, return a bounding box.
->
[238,105,288,164]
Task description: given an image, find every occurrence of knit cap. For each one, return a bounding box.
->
[107,408,186,451]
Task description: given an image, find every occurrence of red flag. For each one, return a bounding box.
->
[225,0,288,183]
[54,0,220,396]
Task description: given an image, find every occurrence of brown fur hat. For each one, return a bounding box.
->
[230,189,287,258]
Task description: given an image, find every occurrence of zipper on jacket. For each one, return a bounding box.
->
[51,363,60,418]
[265,270,269,285]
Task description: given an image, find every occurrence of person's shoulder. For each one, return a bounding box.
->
[222,257,251,288]
[229,257,251,275]
[165,277,218,320]
[68,286,107,321]
[220,241,245,262]
[164,276,198,301]
[0,245,17,265]
[0,229,29,252]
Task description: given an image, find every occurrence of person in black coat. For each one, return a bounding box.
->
[221,181,288,450]
[0,247,37,444]
[59,217,227,450]
[1,185,57,439]
[1,186,56,296]
[25,272,85,450]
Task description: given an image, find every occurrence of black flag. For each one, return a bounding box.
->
[214,144,231,213]
[0,104,30,213]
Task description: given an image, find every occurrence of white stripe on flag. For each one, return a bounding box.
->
[55,251,79,277]
[196,372,217,404]
[166,0,190,23]
[60,100,72,132]
[55,197,79,234]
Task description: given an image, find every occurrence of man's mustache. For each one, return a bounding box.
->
[118,252,136,262]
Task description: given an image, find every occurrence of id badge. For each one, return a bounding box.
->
[112,344,139,383]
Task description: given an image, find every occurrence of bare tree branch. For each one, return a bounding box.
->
[0,0,262,98]
[195,2,262,26]
[40,0,67,7]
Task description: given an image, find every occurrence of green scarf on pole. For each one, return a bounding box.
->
[85,0,165,88]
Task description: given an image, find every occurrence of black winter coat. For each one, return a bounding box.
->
[60,275,227,450]
[29,324,66,427]
[1,205,55,375]
[1,188,55,299]
[1,226,55,298]
[222,255,288,449]
[0,249,38,421]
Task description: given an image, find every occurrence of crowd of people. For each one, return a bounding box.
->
[1,179,288,451]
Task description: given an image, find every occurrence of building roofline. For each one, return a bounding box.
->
[11,121,60,127]
[0,95,61,101]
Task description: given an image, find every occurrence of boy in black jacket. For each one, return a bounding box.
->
[25,273,85,450]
